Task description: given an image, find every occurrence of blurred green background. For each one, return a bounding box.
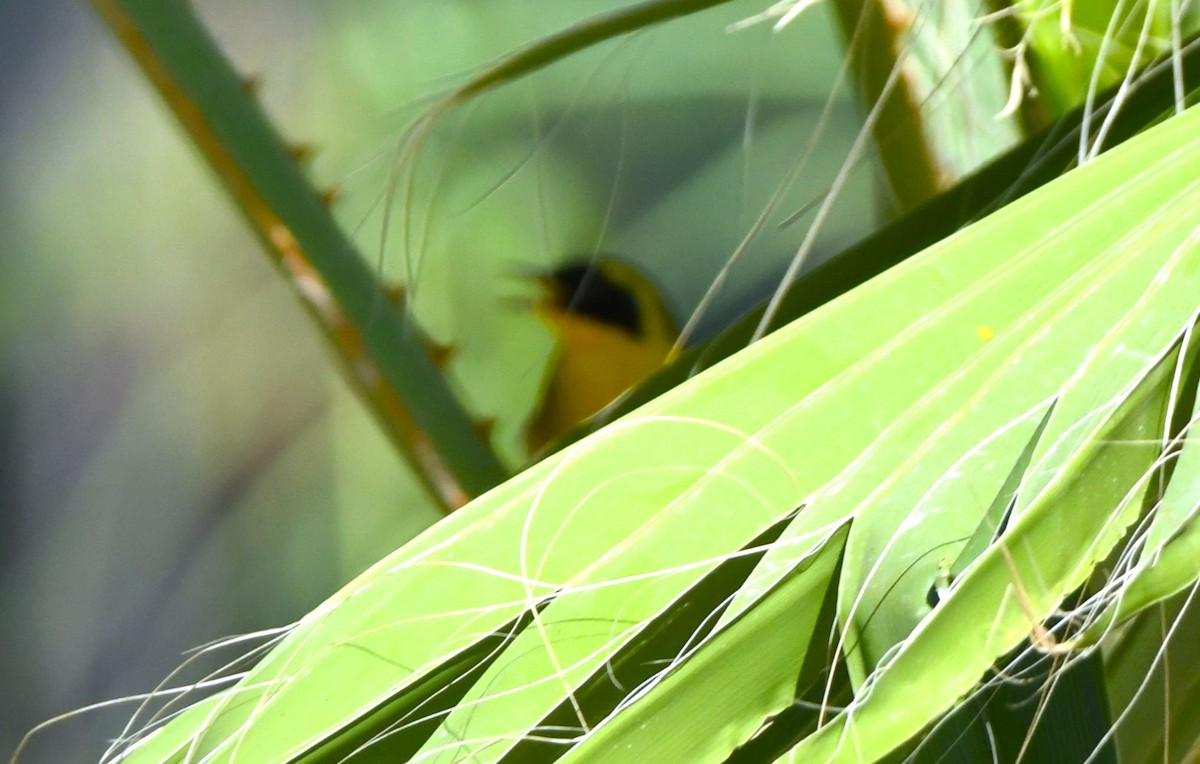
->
[0,1,1015,760]
[0,5,430,759]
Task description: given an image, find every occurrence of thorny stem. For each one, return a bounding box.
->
[90,0,510,510]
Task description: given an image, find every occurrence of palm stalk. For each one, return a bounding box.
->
[90,0,508,509]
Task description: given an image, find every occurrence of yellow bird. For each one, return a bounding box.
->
[526,259,678,454]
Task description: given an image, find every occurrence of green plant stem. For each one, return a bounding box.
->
[90,0,509,510]
[450,0,740,104]
[831,0,946,212]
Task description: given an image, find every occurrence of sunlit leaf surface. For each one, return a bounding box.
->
[111,80,1200,764]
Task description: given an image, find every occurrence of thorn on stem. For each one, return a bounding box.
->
[288,142,316,165]
[474,417,497,443]
[241,74,262,96]
[319,186,341,207]
[427,340,457,369]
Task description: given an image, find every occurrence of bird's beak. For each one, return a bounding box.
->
[494,264,563,312]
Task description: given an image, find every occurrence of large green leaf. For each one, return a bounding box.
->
[112,87,1200,764]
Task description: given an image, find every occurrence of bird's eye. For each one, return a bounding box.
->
[553,262,642,336]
